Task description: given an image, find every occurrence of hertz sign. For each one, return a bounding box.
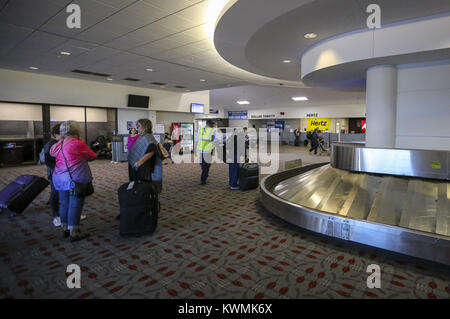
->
[307,118,331,131]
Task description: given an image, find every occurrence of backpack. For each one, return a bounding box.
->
[157,143,169,159]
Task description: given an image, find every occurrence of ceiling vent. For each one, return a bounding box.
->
[124,77,140,82]
[151,82,166,86]
[174,85,186,88]
[71,69,110,77]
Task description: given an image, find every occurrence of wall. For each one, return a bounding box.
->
[0,69,210,112]
[117,109,150,135]
[396,60,450,151]
[246,104,365,119]
[156,111,196,133]
[228,119,249,128]
[0,103,42,121]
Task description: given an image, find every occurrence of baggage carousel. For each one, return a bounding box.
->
[260,143,450,266]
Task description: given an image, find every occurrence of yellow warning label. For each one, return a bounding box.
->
[431,162,441,169]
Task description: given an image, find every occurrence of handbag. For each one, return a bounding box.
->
[157,143,169,159]
[60,139,94,198]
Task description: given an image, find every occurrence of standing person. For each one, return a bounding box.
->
[42,124,61,227]
[309,128,320,155]
[116,119,162,221]
[294,128,301,146]
[227,129,240,190]
[197,120,215,185]
[162,136,174,165]
[127,127,139,181]
[243,127,249,162]
[50,121,97,241]
[127,119,162,193]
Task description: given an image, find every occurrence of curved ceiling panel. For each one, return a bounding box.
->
[301,14,450,90]
[214,0,450,87]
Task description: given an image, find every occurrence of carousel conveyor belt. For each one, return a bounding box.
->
[260,163,450,266]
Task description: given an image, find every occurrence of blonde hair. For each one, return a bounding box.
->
[137,119,153,134]
[60,120,81,138]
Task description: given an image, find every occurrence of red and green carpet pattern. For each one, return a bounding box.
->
[0,161,449,299]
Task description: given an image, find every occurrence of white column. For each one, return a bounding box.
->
[365,65,397,148]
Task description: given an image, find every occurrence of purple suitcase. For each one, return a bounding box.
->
[0,175,49,214]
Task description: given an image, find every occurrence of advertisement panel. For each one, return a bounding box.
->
[307,118,331,131]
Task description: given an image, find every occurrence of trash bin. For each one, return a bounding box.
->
[1,145,24,165]
[111,135,128,162]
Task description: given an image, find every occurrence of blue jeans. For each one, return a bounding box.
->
[58,191,85,230]
[228,163,239,187]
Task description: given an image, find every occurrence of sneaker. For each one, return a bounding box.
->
[53,217,61,227]
[80,215,87,220]
[230,186,240,190]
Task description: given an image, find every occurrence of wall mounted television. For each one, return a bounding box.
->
[190,103,204,114]
[128,94,149,108]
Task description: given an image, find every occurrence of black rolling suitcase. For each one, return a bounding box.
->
[118,180,160,237]
[0,175,49,215]
[239,163,259,190]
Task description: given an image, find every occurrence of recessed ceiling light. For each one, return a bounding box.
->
[29,66,39,70]
[160,85,166,88]
[283,60,291,63]
[185,89,191,92]
[237,100,250,105]
[292,96,308,101]
[304,33,317,39]
[60,51,71,56]
[107,78,113,81]
[146,68,153,72]
[200,79,206,82]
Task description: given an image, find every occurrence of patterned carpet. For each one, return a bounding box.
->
[0,159,449,299]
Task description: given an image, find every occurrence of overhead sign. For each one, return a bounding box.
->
[275,121,285,130]
[307,118,331,131]
[228,111,248,120]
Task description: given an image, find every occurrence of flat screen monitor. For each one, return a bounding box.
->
[190,103,204,114]
[128,94,149,108]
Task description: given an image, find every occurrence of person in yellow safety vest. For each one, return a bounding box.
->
[197,120,216,185]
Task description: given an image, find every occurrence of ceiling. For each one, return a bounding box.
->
[0,0,306,93]
[214,0,450,84]
[210,85,365,110]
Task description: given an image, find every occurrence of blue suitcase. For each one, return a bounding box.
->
[0,175,49,214]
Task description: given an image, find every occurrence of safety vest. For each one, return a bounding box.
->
[197,127,215,153]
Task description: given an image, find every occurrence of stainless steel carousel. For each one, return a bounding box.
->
[260,143,450,266]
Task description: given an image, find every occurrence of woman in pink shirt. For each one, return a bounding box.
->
[50,120,97,242]
[127,127,139,150]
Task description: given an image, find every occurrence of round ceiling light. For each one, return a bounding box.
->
[146,68,153,72]
[29,66,39,70]
[60,51,71,56]
[304,33,317,39]
[283,60,292,63]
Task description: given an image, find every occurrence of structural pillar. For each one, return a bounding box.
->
[365,65,397,148]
